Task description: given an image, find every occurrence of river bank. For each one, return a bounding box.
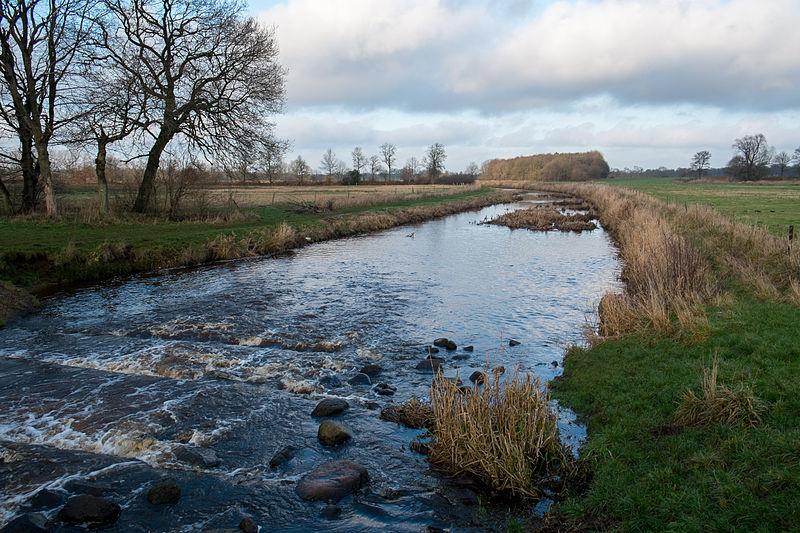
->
[0,186,511,325]
[533,182,800,531]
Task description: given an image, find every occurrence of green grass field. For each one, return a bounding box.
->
[607,177,800,237]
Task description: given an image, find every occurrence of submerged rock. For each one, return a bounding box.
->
[58,494,121,528]
[348,373,372,386]
[426,346,440,354]
[296,460,369,501]
[318,420,353,446]
[318,374,343,388]
[416,358,444,372]
[147,481,181,505]
[175,446,222,467]
[269,445,297,468]
[321,504,341,519]
[374,383,396,396]
[359,364,382,377]
[311,398,349,417]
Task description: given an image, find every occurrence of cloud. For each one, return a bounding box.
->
[261,0,800,113]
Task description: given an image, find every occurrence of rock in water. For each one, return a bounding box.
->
[296,460,369,501]
[359,364,382,377]
[415,358,443,372]
[58,494,121,528]
[348,373,372,386]
[462,345,474,352]
[310,398,349,417]
[147,481,181,505]
[445,340,457,351]
[508,339,521,347]
[432,338,449,348]
[0,513,47,533]
[239,517,258,533]
[317,420,353,446]
[469,371,485,385]
[174,446,222,467]
[269,445,297,468]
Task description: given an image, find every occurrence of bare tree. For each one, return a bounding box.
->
[690,150,711,179]
[774,151,791,177]
[465,161,479,179]
[380,142,396,183]
[402,156,420,181]
[731,134,772,181]
[351,146,366,175]
[0,0,93,215]
[289,155,311,184]
[320,148,337,180]
[367,155,382,182]
[424,142,446,182]
[793,147,800,177]
[98,0,286,212]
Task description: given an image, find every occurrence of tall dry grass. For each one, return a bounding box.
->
[428,368,567,498]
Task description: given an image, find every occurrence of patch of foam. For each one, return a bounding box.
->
[356,347,384,360]
[238,336,263,347]
[0,413,171,467]
[279,376,316,395]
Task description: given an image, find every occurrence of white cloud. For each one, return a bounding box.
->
[256,0,800,170]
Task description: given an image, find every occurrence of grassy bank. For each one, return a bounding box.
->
[533,183,800,531]
[0,184,508,302]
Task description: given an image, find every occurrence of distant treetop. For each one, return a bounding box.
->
[481,151,610,182]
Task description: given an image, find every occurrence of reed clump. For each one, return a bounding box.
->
[487,206,597,233]
[428,368,567,498]
[674,355,763,427]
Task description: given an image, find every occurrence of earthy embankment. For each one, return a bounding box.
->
[0,188,513,324]
[529,183,800,531]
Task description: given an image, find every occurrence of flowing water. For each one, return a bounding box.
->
[0,197,619,532]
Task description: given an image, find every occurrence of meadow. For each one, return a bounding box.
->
[606,176,800,237]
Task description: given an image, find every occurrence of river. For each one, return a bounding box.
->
[0,197,619,532]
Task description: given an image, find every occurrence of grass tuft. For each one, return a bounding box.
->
[380,398,434,429]
[428,368,567,498]
[674,354,764,428]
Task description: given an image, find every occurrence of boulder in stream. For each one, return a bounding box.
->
[469,371,485,385]
[348,373,372,386]
[58,494,121,528]
[317,420,353,446]
[0,513,48,533]
[311,398,349,417]
[296,460,369,501]
[508,339,521,347]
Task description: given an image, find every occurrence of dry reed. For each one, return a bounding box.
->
[428,368,567,498]
[380,398,434,429]
[674,354,763,427]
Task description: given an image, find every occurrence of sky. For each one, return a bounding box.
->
[250,0,800,173]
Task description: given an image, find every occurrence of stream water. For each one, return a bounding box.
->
[0,197,619,532]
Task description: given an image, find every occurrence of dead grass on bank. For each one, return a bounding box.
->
[428,368,567,498]
[674,354,764,427]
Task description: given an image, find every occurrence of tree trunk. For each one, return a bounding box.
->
[19,124,36,213]
[95,138,109,214]
[32,138,57,216]
[133,130,172,213]
[0,177,12,213]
